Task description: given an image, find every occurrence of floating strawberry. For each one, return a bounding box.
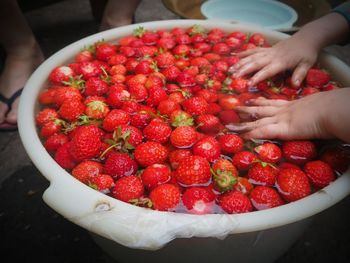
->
[104,152,138,178]
[72,160,103,184]
[49,65,75,85]
[250,186,284,210]
[282,140,317,165]
[141,164,171,190]
[304,160,335,188]
[218,190,253,214]
[88,174,114,193]
[254,142,282,164]
[170,126,198,148]
[218,134,244,155]
[306,68,331,87]
[176,155,211,186]
[168,149,192,169]
[192,136,221,162]
[112,175,144,203]
[182,187,216,214]
[134,141,168,167]
[276,168,311,202]
[143,119,172,144]
[248,162,278,186]
[149,183,181,211]
[232,151,257,171]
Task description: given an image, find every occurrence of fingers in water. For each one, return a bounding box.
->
[249,97,290,107]
[225,117,277,133]
[235,105,281,118]
[292,62,312,88]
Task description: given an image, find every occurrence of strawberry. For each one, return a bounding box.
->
[282,140,317,165]
[104,151,138,178]
[249,33,266,47]
[192,136,221,162]
[130,111,152,130]
[141,164,171,190]
[79,61,103,80]
[182,187,216,214]
[84,96,110,119]
[44,133,69,152]
[134,141,168,167]
[218,110,240,125]
[170,126,198,148]
[149,183,181,211]
[39,119,64,138]
[53,86,82,106]
[234,177,254,195]
[218,190,253,214]
[75,50,93,63]
[72,160,103,183]
[145,86,168,107]
[321,146,350,173]
[69,125,103,161]
[254,142,282,164]
[248,162,278,186]
[232,151,257,171]
[54,142,76,170]
[88,174,115,193]
[161,65,181,81]
[196,114,221,134]
[36,108,59,126]
[276,168,311,202]
[112,175,144,202]
[176,71,196,88]
[38,87,58,105]
[304,160,336,188]
[170,110,194,127]
[168,149,192,169]
[143,119,172,144]
[182,96,209,116]
[306,68,331,87]
[250,186,284,210]
[218,134,244,154]
[218,95,242,110]
[84,77,109,96]
[49,66,75,85]
[157,37,176,50]
[230,78,249,94]
[102,109,130,132]
[135,60,157,75]
[212,159,238,192]
[95,42,117,61]
[157,99,181,117]
[155,51,175,68]
[175,155,211,186]
[106,84,130,108]
[58,98,85,122]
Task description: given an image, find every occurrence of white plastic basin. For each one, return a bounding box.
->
[18,20,350,263]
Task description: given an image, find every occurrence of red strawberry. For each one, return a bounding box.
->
[175,155,211,186]
[141,164,171,190]
[192,136,221,162]
[218,134,244,155]
[49,66,74,85]
[249,33,266,46]
[182,187,216,214]
[276,168,311,202]
[170,126,198,148]
[176,71,196,88]
[102,109,130,132]
[38,87,59,105]
[53,86,82,106]
[149,183,181,211]
[157,99,181,117]
[75,50,93,63]
[58,98,85,122]
[155,52,175,68]
[104,152,138,178]
[320,146,350,173]
[44,133,69,152]
[36,108,59,126]
[106,84,130,108]
[232,151,257,171]
[212,159,238,192]
[79,61,103,80]
[134,141,168,167]
[230,78,249,93]
[248,162,278,186]
[168,149,192,169]
[88,174,115,193]
[218,110,240,125]
[218,190,253,214]
[130,111,152,130]
[143,119,172,144]
[95,42,117,61]
[69,125,103,161]
[282,140,317,165]
[196,114,221,134]
[170,110,194,127]
[84,77,109,96]
[306,68,331,87]
[182,96,209,116]
[250,186,284,210]
[54,142,76,170]
[39,119,63,138]
[304,160,336,188]
[84,96,110,119]
[112,175,144,202]
[72,160,103,183]
[218,95,242,110]
[145,86,168,107]
[234,177,254,195]
[254,142,282,164]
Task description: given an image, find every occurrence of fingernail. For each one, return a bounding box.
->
[294,79,300,87]
[225,123,247,132]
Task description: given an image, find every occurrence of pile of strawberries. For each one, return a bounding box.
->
[35,25,350,214]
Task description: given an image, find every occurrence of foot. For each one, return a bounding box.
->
[99,16,135,31]
[0,43,44,126]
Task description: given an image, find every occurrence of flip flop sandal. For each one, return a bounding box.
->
[0,87,23,131]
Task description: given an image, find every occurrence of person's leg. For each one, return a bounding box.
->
[99,0,141,31]
[0,0,44,127]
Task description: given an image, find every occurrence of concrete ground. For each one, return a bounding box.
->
[0,0,349,262]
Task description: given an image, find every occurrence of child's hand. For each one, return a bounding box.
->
[231,36,319,87]
[226,88,350,143]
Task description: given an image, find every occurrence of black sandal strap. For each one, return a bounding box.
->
[7,87,23,107]
[0,87,23,108]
